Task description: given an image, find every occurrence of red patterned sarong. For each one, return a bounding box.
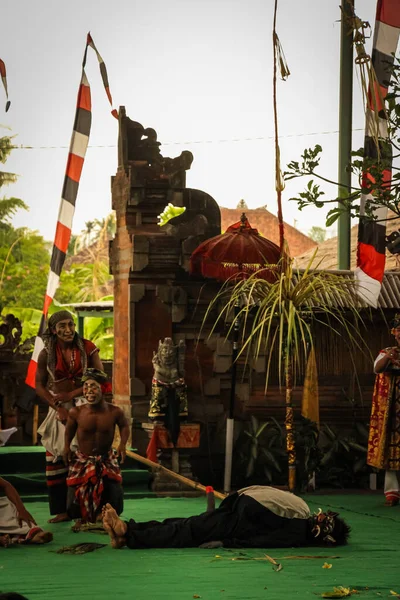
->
[67,449,122,522]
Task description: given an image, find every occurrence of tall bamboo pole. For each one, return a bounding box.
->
[272,0,296,492]
[337,0,354,269]
[272,0,285,252]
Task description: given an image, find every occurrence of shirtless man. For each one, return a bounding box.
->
[36,309,104,523]
[64,368,130,524]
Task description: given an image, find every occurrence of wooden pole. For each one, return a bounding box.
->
[32,404,39,445]
[285,358,296,492]
[337,0,354,269]
[125,448,226,501]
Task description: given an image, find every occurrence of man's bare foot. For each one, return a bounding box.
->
[30,531,53,544]
[102,504,127,538]
[48,513,71,523]
[71,520,82,532]
[0,534,11,548]
[101,507,120,548]
[101,504,127,548]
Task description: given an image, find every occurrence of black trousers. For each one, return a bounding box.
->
[67,478,124,520]
[124,495,285,549]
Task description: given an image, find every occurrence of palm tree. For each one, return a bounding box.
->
[0,197,28,224]
[205,253,369,491]
[0,133,18,187]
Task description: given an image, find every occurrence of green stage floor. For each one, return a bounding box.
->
[1,494,400,600]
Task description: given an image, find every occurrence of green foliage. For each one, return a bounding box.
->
[205,253,369,390]
[234,415,286,485]
[308,226,327,244]
[84,314,114,360]
[0,227,50,311]
[1,306,43,342]
[233,414,371,491]
[72,213,116,253]
[0,132,51,312]
[56,261,111,304]
[158,203,186,226]
[0,133,18,187]
[284,54,400,226]
[0,197,29,223]
[317,422,370,488]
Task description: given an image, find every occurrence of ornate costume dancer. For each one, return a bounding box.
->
[148,338,187,445]
[102,485,350,550]
[368,315,400,506]
[35,310,104,522]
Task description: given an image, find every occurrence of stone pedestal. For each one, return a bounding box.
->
[142,422,201,496]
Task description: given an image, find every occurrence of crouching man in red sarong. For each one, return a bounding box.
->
[64,369,130,524]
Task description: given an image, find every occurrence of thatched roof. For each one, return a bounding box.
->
[294,214,400,271]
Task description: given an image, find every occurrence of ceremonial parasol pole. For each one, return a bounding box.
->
[223,296,240,493]
[190,214,280,493]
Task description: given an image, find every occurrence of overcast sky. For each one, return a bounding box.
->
[2,0,380,241]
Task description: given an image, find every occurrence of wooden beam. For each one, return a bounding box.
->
[124,448,226,500]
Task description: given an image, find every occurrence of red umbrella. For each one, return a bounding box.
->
[189,213,281,282]
[190,213,283,493]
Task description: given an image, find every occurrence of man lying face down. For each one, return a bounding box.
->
[102,485,350,549]
[64,369,130,524]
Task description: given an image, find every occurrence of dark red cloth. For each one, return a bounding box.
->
[54,338,98,382]
[67,449,122,522]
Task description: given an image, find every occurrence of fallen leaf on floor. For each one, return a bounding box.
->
[215,555,222,558]
[54,542,107,554]
[321,587,351,598]
[264,554,283,572]
[72,522,106,534]
[390,592,400,598]
[322,563,333,569]
[193,595,201,599]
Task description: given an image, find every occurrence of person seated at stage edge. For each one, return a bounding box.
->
[0,477,53,548]
[102,485,351,550]
[64,368,130,525]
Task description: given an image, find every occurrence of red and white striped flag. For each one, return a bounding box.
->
[355,0,400,306]
[25,33,117,390]
[0,58,10,112]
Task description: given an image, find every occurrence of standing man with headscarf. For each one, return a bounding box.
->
[368,314,400,506]
[35,310,104,523]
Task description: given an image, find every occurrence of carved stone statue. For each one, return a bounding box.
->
[0,314,22,359]
[148,338,188,445]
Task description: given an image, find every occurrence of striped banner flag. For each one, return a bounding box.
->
[25,33,117,390]
[0,58,10,112]
[355,0,400,307]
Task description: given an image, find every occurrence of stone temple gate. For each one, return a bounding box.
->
[110,108,242,472]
